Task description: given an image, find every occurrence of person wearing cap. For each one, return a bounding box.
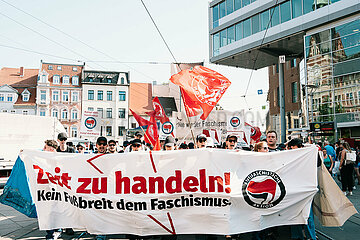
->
[107,140,117,154]
[196,134,207,148]
[225,134,238,150]
[57,132,75,153]
[163,136,176,151]
[43,140,58,152]
[76,143,86,154]
[130,139,146,152]
[95,136,108,154]
[178,143,188,150]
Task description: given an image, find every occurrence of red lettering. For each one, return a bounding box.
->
[132,176,147,194]
[46,172,57,184]
[77,178,91,194]
[115,171,130,194]
[149,177,164,193]
[165,170,182,194]
[183,176,199,192]
[61,173,72,190]
[209,176,224,192]
[33,165,49,184]
[199,169,208,193]
[92,177,107,194]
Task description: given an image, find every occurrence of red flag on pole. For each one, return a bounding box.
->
[144,111,161,150]
[170,65,231,120]
[130,109,151,126]
[152,97,169,124]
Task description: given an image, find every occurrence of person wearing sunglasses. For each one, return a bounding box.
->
[95,136,108,154]
[56,132,75,153]
[130,139,145,152]
[76,143,86,154]
[254,142,269,152]
[196,134,207,148]
[107,140,117,154]
[225,134,238,150]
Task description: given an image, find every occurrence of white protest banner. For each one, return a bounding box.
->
[79,111,101,137]
[21,147,318,235]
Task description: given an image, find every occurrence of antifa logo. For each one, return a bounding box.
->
[230,116,241,127]
[84,117,96,129]
[242,170,286,209]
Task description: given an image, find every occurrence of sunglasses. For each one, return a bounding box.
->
[97,142,107,146]
[59,138,67,141]
[198,139,206,143]
[228,139,236,143]
[109,144,116,147]
[133,144,141,147]
[262,147,269,150]
[77,147,83,150]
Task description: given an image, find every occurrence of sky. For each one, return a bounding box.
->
[0,0,268,128]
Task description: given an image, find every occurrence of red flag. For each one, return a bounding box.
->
[245,122,262,143]
[144,112,160,150]
[170,65,231,120]
[130,109,151,126]
[152,97,169,124]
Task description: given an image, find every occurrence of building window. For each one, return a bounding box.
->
[0,94,4,101]
[119,91,126,101]
[131,123,136,128]
[88,90,94,100]
[52,90,59,102]
[97,108,103,118]
[118,108,125,118]
[292,0,302,19]
[98,90,103,100]
[57,66,62,71]
[88,107,94,111]
[62,91,69,102]
[106,108,112,118]
[121,77,125,84]
[243,18,251,38]
[40,90,46,103]
[72,76,79,85]
[61,109,68,120]
[22,110,28,115]
[73,67,77,72]
[271,6,280,27]
[23,94,29,102]
[107,91,113,101]
[48,65,53,70]
[293,119,300,128]
[280,1,291,23]
[52,108,58,118]
[72,91,79,102]
[106,126,112,136]
[7,95,13,102]
[118,126,125,136]
[71,126,78,137]
[40,74,47,83]
[292,82,298,103]
[40,108,46,116]
[291,59,297,68]
[63,75,70,85]
[53,75,60,84]
[71,109,78,120]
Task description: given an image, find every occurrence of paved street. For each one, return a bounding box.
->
[1,180,359,240]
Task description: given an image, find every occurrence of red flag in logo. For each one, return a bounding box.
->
[130,109,151,127]
[170,66,231,120]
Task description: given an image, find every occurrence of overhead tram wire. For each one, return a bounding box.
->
[0,11,105,70]
[241,0,280,105]
[0,0,162,83]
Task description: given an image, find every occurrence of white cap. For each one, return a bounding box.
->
[206,137,215,148]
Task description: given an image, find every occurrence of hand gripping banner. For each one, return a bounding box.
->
[20,147,318,235]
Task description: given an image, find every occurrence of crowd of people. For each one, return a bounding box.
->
[40,131,359,240]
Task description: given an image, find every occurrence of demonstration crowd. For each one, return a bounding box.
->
[38,130,360,240]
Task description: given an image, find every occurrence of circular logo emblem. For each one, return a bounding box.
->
[230,116,241,127]
[84,117,96,129]
[314,123,320,129]
[161,121,174,134]
[242,170,286,209]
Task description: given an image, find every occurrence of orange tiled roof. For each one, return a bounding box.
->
[129,82,153,115]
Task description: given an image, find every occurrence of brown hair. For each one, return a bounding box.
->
[45,140,58,149]
[254,142,266,152]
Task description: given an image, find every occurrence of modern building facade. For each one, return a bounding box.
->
[0,67,38,115]
[81,70,130,143]
[209,0,360,144]
[37,61,84,137]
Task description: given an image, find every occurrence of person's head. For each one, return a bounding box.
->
[324,141,329,146]
[131,139,142,151]
[196,134,207,148]
[178,143,188,150]
[343,142,351,151]
[76,143,85,153]
[188,142,195,149]
[123,141,130,148]
[43,140,58,152]
[322,148,327,156]
[206,137,215,148]
[96,136,108,154]
[254,142,269,152]
[57,132,68,145]
[134,132,143,140]
[226,134,238,150]
[288,138,303,149]
[266,131,277,147]
[108,140,117,153]
[164,136,176,151]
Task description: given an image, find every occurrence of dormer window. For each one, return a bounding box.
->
[63,75,70,85]
[73,67,77,72]
[72,76,79,85]
[57,66,62,71]
[23,94,29,102]
[53,75,60,84]
[48,65,53,70]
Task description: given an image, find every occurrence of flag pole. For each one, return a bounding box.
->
[139,125,154,149]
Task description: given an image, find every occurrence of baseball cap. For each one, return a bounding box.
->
[76,142,85,148]
[132,139,142,145]
[96,136,107,145]
[57,132,68,140]
[164,136,175,147]
[226,134,238,141]
[135,131,143,137]
[196,134,207,142]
